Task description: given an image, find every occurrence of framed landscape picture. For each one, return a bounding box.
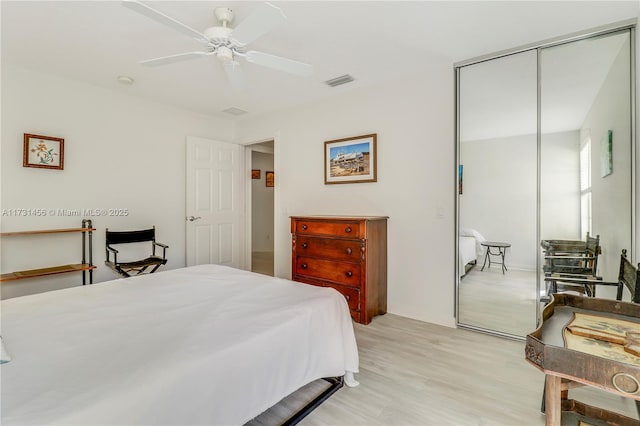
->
[324,133,377,184]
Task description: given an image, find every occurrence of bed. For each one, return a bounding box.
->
[459,228,486,277]
[0,264,359,425]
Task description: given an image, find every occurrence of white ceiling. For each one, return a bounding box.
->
[2,1,639,120]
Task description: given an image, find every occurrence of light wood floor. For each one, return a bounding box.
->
[458,265,539,337]
[458,264,628,338]
[252,251,274,276]
[248,313,638,425]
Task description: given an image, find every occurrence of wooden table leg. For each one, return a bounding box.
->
[545,374,561,426]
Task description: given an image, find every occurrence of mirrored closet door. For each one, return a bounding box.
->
[457,50,538,337]
[456,25,634,338]
[540,30,632,293]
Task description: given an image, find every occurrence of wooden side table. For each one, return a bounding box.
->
[526,294,640,426]
[480,241,510,274]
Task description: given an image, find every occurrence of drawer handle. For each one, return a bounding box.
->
[346,247,352,255]
[301,263,308,269]
[345,271,353,277]
[302,243,308,249]
[345,226,352,233]
[302,224,308,230]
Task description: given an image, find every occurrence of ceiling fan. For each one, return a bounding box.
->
[122,1,313,84]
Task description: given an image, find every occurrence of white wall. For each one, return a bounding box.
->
[460,130,581,271]
[236,65,456,327]
[582,36,632,282]
[1,65,235,298]
[460,134,538,270]
[251,151,274,253]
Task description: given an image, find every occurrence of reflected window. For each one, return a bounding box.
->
[580,129,592,237]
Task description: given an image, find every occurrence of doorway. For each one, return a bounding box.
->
[249,141,274,276]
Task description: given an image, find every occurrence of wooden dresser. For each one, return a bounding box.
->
[291,216,388,324]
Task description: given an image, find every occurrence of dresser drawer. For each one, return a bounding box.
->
[325,283,360,312]
[294,256,361,287]
[295,236,362,262]
[293,219,362,239]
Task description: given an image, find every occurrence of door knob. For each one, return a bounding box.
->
[186,216,202,222]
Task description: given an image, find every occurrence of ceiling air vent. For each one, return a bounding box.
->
[325,74,355,87]
[223,107,248,116]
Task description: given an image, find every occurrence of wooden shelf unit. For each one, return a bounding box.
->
[0,219,95,284]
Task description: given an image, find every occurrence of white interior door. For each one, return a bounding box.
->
[186,136,244,268]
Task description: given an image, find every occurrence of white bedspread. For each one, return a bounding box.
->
[1,264,359,425]
[459,228,487,277]
[459,236,477,276]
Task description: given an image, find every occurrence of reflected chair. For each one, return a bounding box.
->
[541,233,601,296]
[544,249,640,303]
[105,227,168,278]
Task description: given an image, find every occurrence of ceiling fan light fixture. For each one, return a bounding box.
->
[203,25,232,42]
[217,46,234,62]
[124,1,313,81]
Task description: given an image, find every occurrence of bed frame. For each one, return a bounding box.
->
[282,377,344,425]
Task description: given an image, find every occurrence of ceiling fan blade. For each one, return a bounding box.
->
[229,2,286,46]
[245,51,313,77]
[223,61,246,91]
[140,51,210,67]
[122,0,208,42]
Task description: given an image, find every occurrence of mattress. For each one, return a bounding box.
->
[459,228,487,277]
[459,236,477,276]
[1,264,359,425]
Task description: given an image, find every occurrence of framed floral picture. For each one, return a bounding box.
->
[251,169,261,179]
[23,133,64,170]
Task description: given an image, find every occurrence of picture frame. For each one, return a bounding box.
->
[600,130,613,178]
[265,171,275,187]
[251,169,261,179]
[23,133,64,170]
[324,133,377,184]
[458,164,463,195]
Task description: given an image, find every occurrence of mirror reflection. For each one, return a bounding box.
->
[458,50,538,337]
[540,31,632,302]
[457,28,633,337]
